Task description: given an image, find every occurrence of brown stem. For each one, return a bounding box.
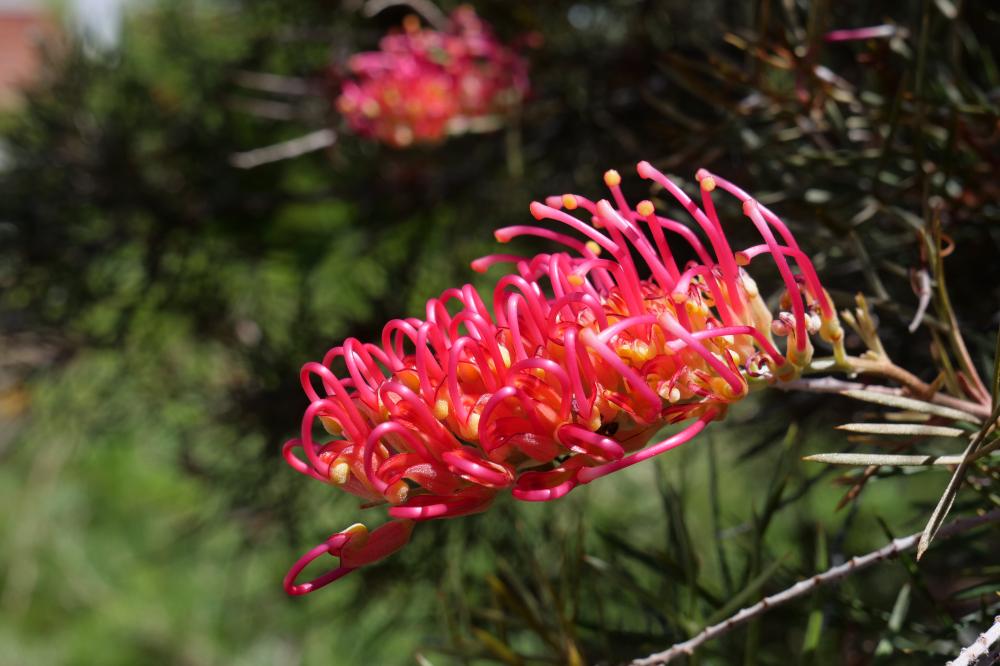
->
[843,355,934,398]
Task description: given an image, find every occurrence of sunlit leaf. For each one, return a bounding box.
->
[804,452,963,467]
[835,423,966,437]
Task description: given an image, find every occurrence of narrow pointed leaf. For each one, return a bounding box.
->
[916,438,977,559]
[472,628,524,666]
[917,401,1000,559]
[836,423,965,437]
[804,452,964,467]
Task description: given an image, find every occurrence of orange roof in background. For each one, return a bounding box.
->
[0,9,60,107]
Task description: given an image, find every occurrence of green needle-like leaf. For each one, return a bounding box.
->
[835,423,966,437]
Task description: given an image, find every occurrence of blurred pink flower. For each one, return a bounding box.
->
[336,7,528,148]
[824,25,898,42]
[282,162,844,594]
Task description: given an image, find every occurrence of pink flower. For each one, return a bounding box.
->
[282,162,844,594]
[824,25,898,43]
[336,7,529,148]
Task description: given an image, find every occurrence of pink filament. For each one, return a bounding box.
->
[701,169,834,319]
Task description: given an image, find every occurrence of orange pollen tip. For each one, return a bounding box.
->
[636,200,655,217]
[604,169,622,187]
[567,274,585,287]
[562,194,578,210]
[735,252,750,267]
[403,14,421,33]
[386,480,409,504]
[585,240,602,256]
[700,176,717,192]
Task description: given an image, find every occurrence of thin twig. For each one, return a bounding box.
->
[946,616,1000,666]
[845,355,934,399]
[229,129,337,169]
[229,97,299,121]
[234,71,315,96]
[630,508,1000,665]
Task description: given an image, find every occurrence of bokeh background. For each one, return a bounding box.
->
[1,1,999,664]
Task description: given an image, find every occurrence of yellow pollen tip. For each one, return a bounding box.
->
[671,292,687,304]
[320,416,343,436]
[562,194,578,210]
[700,176,717,192]
[433,399,449,420]
[464,412,481,438]
[585,240,602,256]
[361,99,380,118]
[330,460,351,485]
[567,274,585,287]
[342,523,369,545]
[636,200,655,217]
[604,169,622,187]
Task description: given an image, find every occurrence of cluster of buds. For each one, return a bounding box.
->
[282,161,845,594]
[336,6,529,148]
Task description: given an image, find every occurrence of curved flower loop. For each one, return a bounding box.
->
[282,161,846,594]
[283,520,414,596]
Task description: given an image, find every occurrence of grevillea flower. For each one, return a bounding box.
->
[282,162,846,594]
[336,7,529,148]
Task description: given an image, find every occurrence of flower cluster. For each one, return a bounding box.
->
[282,162,845,594]
[336,7,529,148]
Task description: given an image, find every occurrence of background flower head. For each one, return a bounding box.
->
[336,7,529,147]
